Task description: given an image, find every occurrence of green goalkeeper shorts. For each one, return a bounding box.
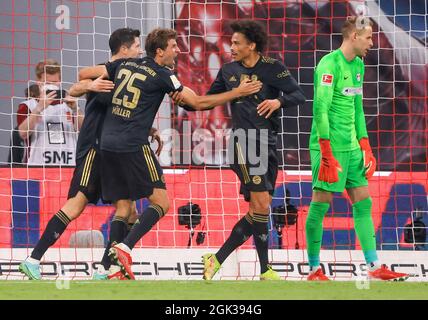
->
[310,148,368,193]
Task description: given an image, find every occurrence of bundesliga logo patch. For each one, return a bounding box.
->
[321,74,333,86]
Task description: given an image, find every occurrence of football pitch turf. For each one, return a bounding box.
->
[1,281,427,300]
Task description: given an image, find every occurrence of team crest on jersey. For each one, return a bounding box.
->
[170,75,182,90]
[321,74,333,86]
[240,74,249,82]
[356,73,361,82]
[252,175,262,185]
[240,74,258,83]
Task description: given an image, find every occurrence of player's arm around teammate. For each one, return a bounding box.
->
[174,79,262,111]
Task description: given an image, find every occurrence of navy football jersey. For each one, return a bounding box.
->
[208,56,305,143]
[101,57,182,152]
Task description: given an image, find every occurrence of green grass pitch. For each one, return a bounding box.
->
[1,281,427,300]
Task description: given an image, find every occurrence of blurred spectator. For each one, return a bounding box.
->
[8,84,43,164]
[16,59,83,165]
[8,128,25,164]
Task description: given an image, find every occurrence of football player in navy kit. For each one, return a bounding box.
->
[182,20,306,281]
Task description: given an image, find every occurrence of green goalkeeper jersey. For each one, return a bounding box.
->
[309,49,368,151]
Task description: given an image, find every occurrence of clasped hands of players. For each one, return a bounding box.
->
[318,137,377,184]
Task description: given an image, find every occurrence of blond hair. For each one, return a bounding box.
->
[342,16,373,38]
[35,59,60,79]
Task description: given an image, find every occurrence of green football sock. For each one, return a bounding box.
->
[352,197,378,264]
[305,202,330,268]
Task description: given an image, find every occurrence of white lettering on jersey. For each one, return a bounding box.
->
[170,75,182,90]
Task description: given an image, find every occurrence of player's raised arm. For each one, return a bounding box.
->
[177,79,262,111]
[78,65,108,81]
[69,79,92,97]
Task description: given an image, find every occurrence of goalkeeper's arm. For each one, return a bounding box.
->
[354,68,376,179]
[313,63,342,183]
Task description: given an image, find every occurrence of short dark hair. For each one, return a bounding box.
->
[109,28,141,55]
[145,28,177,58]
[26,84,40,98]
[230,20,267,53]
[342,16,373,38]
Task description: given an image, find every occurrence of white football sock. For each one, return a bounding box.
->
[26,257,40,265]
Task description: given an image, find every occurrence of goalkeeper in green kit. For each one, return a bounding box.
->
[305,16,408,281]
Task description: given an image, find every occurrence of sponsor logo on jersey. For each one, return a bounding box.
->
[342,87,363,96]
[321,74,333,86]
[43,151,74,164]
[229,75,237,82]
[170,75,182,90]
